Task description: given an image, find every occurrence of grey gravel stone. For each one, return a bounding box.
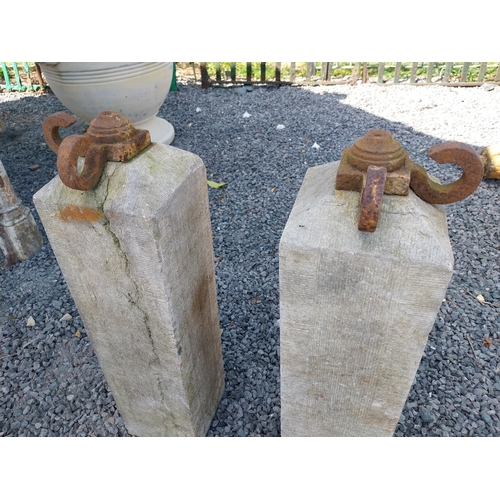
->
[419,407,436,424]
[481,413,493,425]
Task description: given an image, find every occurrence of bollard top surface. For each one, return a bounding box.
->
[282,161,454,269]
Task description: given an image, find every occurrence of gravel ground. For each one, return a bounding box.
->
[1,81,500,437]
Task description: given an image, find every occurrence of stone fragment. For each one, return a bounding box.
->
[481,144,500,179]
[0,159,43,267]
[419,406,435,423]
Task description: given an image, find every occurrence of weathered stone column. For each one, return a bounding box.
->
[279,161,454,436]
[33,143,225,436]
[0,158,43,267]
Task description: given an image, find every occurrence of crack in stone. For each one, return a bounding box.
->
[97,169,170,433]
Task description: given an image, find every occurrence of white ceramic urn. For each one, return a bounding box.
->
[38,62,175,144]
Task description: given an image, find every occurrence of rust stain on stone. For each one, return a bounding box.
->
[58,205,102,222]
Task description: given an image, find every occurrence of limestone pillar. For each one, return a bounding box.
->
[0,158,43,267]
[279,161,454,436]
[33,143,224,436]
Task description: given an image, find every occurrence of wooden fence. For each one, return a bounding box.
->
[198,62,500,88]
[2,62,500,92]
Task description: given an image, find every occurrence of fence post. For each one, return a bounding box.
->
[461,63,471,82]
[443,62,452,83]
[410,62,418,83]
[246,62,252,83]
[351,63,359,85]
[426,62,435,83]
[321,62,331,81]
[275,62,281,83]
[477,62,487,82]
[362,62,368,83]
[394,62,402,83]
[306,62,315,81]
[200,62,211,88]
[377,62,385,83]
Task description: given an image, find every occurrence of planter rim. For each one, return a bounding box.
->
[38,62,172,85]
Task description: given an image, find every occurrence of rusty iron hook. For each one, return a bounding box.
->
[42,111,151,191]
[42,111,77,154]
[336,130,484,233]
[409,141,484,205]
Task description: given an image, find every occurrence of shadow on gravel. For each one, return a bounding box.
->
[1,84,499,437]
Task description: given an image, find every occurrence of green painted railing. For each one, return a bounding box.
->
[0,62,45,91]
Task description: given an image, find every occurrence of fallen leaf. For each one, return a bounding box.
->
[60,313,72,321]
[26,316,35,327]
[75,331,81,338]
[476,294,485,304]
[270,187,275,193]
[207,180,227,189]
[484,336,493,348]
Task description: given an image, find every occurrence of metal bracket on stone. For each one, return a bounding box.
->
[43,110,152,191]
[335,129,484,232]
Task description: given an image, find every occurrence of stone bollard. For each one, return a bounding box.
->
[0,158,43,267]
[33,112,224,436]
[280,131,483,437]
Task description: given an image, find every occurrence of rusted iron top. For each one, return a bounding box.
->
[336,130,484,232]
[43,111,151,191]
